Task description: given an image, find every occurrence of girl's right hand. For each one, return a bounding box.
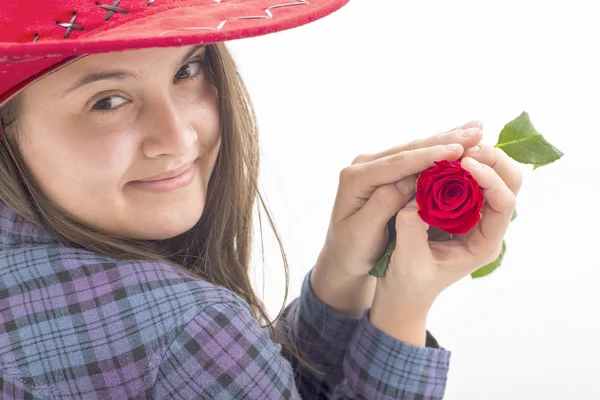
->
[370,145,523,345]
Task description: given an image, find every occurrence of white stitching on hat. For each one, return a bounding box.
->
[0,0,311,63]
[159,0,310,36]
[0,0,158,58]
[96,1,130,21]
[0,55,87,108]
[52,1,158,41]
[56,11,86,39]
[0,55,66,63]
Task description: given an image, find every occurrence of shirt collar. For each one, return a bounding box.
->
[0,201,55,248]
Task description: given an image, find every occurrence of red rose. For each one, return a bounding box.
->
[415,159,484,235]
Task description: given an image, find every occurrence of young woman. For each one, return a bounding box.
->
[0,1,522,398]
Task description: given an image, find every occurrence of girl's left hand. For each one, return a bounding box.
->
[314,121,482,276]
[314,121,483,283]
[369,145,522,345]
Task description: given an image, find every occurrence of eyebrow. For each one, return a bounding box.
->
[59,44,205,99]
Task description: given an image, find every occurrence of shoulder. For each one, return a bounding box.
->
[1,242,253,340]
[2,241,233,307]
[151,293,296,399]
[0,242,255,398]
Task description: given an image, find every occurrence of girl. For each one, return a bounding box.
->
[0,0,522,398]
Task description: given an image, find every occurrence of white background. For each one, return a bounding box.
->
[227,1,600,399]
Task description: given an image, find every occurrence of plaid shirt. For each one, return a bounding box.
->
[0,202,451,399]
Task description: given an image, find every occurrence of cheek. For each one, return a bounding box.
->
[198,86,220,136]
[194,86,222,158]
[19,122,137,207]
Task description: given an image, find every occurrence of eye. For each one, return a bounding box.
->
[92,96,128,112]
[174,60,204,82]
[88,59,205,113]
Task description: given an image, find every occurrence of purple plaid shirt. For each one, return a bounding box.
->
[0,202,451,399]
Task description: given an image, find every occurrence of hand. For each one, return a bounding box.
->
[311,120,484,317]
[370,144,522,343]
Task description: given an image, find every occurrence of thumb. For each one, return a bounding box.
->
[353,175,417,237]
[394,197,430,257]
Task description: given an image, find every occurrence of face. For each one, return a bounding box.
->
[16,45,221,240]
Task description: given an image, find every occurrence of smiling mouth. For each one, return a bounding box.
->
[129,159,198,193]
[136,160,197,182]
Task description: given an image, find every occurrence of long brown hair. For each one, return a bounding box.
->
[0,42,322,377]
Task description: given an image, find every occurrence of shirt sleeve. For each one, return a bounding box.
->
[151,270,452,400]
[278,269,452,399]
[275,269,363,397]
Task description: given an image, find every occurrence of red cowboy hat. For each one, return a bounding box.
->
[0,0,348,115]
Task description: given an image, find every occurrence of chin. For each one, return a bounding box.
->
[151,211,203,240]
[119,177,209,240]
[144,223,198,241]
[125,201,205,241]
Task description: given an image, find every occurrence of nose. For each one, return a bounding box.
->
[141,96,198,159]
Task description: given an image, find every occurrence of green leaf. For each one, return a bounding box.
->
[369,239,396,277]
[471,240,506,279]
[494,111,564,168]
[370,112,560,281]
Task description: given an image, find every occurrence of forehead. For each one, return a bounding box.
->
[72,45,206,69]
[18,44,206,100]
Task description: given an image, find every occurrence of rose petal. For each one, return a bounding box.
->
[432,180,449,208]
[428,182,469,218]
[439,206,481,234]
[430,169,458,182]
[427,189,441,214]
[418,207,444,227]
[416,177,434,210]
[442,182,467,206]
[416,159,485,234]
[429,201,471,219]
[432,178,463,208]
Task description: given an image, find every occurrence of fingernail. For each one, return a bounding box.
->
[445,144,461,151]
[462,120,483,129]
[465,145,481,153]
[460,127,480,138]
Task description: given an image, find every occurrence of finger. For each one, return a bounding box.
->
[394,198,431,259]
[353,175,417,232]
[460,157,516,255]
[341,143,465,199]
[353,121,483,164]
[451,119,484,131]
[463,145,523,195]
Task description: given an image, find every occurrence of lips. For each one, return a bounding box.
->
[128,159,198,193]
[136,160,196,182]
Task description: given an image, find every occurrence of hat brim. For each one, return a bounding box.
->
[0,0,348,111]
[0,0,349,60]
